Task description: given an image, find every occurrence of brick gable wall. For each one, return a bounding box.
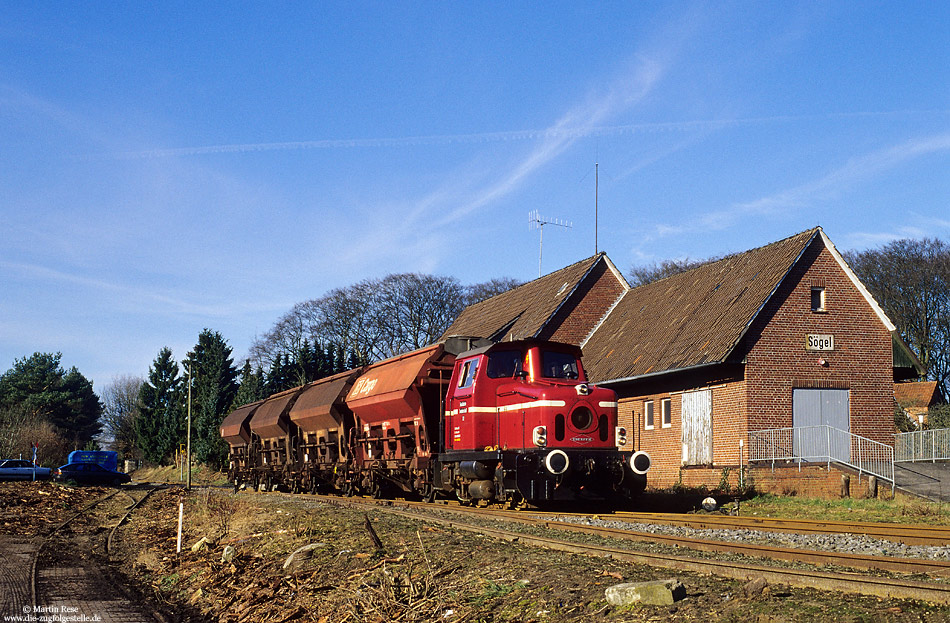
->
[539,259,625,346]
[739,239,894,445]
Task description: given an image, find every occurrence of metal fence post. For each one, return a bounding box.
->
[826,425,831,469]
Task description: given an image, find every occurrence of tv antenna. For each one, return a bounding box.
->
[529,210,572,278]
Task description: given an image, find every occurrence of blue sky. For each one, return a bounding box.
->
[2,2,948,393]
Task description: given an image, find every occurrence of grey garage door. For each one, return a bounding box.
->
[792,388,850,463]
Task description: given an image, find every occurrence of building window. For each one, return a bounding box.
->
[661,398,671,428]
[644,400,654,430]
[811,287,826,312]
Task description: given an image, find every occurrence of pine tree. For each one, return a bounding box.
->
[232,361,264,408]
[0,352,103,450]
[294,339,315,386]
[314,342,331,379]
[265,353,287,394]
[136,348,183,464]
[184,329,238,470]
[334,344,345,374]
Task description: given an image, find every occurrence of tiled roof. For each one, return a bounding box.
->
[582,229,820,383]
[441,254,608,342]
[894,381,945,407]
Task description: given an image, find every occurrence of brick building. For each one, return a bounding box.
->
[443,228,922,493]
[894,381,946,427]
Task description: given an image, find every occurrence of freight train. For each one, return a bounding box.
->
[220,337,650,507]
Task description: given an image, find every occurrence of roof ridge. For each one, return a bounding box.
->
[632,227,821,290]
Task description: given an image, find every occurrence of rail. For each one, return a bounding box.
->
[895,428,950,463]
[747,425,893,490]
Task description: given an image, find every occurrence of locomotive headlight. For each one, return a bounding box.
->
[544,449,570,475]
[615,426,628,447]
[570,406,594,431]
[532,425,547,447]
[629,450,651,475]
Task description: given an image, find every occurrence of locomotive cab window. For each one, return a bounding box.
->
[457,360,478,389]
[541,350,579,380]
[487,351,524,378]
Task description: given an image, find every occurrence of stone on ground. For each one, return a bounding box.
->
[605,579,686,606]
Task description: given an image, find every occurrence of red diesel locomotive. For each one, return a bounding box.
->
[220,337,650,506]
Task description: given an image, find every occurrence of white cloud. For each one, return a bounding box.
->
[0,260,283,318]
[649,132,950,239]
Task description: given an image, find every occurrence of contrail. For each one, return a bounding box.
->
[101,110,948,160]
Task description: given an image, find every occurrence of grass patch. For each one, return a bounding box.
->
[132,464,229,486]
[738,492,950,524]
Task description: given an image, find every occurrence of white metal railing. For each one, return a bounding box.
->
[895,428,950,463]
[748,425,894,489]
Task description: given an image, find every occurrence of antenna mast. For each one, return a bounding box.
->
[529,210,572,278]
[595,162,599,255]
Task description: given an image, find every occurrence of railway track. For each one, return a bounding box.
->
[302,493,950,603]
[29,484,168,622]
[546,510,950,546]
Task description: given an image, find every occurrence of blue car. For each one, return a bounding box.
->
[0,459,52,481]
[53,462,131,486]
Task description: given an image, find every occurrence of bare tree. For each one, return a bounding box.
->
[845,238,950,398]
[101,374,143,458]
[375,273,467,358]
[627,257,718,287]
[464,277,523,306]
[249,272,522,377]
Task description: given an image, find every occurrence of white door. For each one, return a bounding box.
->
[681,389,712,465]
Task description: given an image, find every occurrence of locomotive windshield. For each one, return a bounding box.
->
[541,350,580,380]
[486,351,524,378]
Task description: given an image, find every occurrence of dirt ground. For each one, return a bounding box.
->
[4,482,950,622]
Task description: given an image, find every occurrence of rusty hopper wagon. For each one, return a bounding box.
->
[287,369,362,494]
[246,386,305,491]
[220,399,264,483]
[346,342,457,499]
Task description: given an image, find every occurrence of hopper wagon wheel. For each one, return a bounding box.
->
[508,493,527,511]
[423,484,436,504]
[371,482,383,499]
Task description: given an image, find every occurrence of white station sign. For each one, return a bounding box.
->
[805,334,835,351]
